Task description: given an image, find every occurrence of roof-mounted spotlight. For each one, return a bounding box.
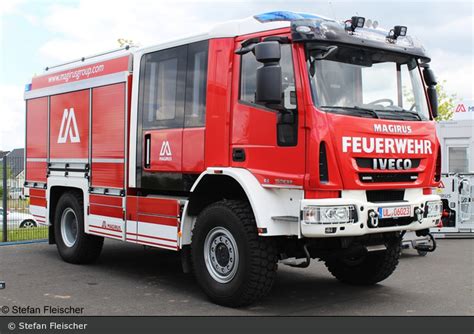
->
[387,25,407,39]
[345,16,365,32]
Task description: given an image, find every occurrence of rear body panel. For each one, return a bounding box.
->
[49,89,90,161]
[91,83,126,189]
[25,98,48,183]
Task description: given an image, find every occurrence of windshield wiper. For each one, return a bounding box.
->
[319,106,380,119]
[373,108,422,120]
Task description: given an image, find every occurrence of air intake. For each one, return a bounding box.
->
[367,190,405,202]
[319,142,329,183]
[434,150,441,182]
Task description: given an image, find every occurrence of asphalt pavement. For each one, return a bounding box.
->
[0,238,472,316]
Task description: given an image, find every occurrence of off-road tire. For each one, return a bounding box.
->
[54,191,104,264]
[191,200,278,307]
[324,239,401,285]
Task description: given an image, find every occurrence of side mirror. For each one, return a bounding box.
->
[423,67,437,86]
[423,67,438,119]
[427,86,438,119]
[255,41,282,104]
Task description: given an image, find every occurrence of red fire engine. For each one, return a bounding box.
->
[24,11,443,306]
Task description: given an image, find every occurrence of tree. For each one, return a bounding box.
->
[434,80,456,121]
[404,79,456,122]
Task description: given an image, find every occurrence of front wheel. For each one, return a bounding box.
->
[191,200,278,307]
[54,191,104,264]
[325,238,401,285]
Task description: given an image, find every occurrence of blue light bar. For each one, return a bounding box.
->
[254,11,325,23]
[24,83,32,92]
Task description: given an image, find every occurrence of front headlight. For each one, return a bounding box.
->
[303,205,357,224]
[425,200,443,218]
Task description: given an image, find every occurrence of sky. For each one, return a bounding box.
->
[0,0,472,150]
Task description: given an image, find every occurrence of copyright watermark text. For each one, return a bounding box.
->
[6,321,87,331]
[1,305,84,315]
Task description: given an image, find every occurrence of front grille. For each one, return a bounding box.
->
[359,173,418,183]
[355,158,420,169]
[367,190,405,203]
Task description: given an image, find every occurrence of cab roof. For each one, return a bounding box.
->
[38,11,428,77]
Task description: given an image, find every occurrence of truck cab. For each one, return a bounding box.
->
[24,11,443,307]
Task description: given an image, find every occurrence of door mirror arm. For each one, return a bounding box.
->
[422,66,438,119]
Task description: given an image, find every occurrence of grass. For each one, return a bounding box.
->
[2,226,48,242]
[0,197,46,243]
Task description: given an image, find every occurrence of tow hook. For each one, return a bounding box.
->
[368,210,379,228]
[414,207,424,223]
[283,244,311,268]
[414,232,437,253]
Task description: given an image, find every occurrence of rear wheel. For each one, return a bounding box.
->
[54,191,103,264]
[191,200,278,307]
[324,238,401,285]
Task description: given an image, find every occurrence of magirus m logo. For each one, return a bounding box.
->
[159,140,172,161]
[57,108,80,144]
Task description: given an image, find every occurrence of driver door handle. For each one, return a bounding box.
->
[144,134,151,169]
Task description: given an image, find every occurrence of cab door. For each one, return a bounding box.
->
[136,41,209,192]
[137,45,187,191]
[231,36,306,187]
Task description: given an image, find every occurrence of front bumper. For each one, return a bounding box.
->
[300,193,441,238]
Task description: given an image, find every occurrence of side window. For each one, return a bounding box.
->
[185,41,208,127]
[239,42,298,146]
[449,147,469,173]
[240,51,259,104]
[239,43,296,111]
[139,46,186,129]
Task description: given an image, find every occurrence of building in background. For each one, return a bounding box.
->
[0,148,26,199]
[436,100,474,174]
[433,101,474,237]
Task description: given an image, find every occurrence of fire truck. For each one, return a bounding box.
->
[24,11,443,306]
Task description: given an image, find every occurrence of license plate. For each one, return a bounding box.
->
[378,206,411,219]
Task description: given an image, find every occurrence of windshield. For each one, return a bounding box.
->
[307,44,430,121]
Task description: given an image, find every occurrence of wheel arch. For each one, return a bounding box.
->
[180,168,303,246]
[48,186,85,245]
